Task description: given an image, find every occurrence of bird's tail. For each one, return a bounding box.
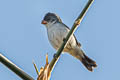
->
[81,50,97,71]
[70,47,97,71]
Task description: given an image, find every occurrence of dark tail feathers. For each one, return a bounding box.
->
[81,54,97,71]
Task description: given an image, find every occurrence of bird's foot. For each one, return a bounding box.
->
[53,53,57,60]
[63,38,66,42]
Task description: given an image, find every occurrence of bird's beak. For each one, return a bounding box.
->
[41,20,47,24]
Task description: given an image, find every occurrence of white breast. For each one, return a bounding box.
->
[47,22,77,51]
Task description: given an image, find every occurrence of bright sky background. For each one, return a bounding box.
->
[0,0,119,80]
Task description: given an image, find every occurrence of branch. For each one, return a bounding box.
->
[49,0,94,71]
[0,53,34,80]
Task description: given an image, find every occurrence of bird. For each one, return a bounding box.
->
[41,12,97,71]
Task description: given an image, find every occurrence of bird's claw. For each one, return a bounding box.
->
[53,53,57,60]
[63,38,66,42]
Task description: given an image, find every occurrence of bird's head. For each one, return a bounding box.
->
[41,12,62,26]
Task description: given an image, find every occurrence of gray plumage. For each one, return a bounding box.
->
[42,12,97,71]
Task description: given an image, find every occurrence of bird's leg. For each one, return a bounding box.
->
[63,38,66,42]
[53,53,57,60]
[53,38,66,60]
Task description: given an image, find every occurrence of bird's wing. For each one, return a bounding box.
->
[61,23,81,47]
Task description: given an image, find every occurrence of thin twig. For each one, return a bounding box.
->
[0,53,34,80]
[33,60,39,76]
[49,0,94,71]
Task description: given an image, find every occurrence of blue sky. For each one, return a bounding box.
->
[0,0,119,80]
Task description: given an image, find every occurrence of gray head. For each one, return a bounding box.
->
[41,12,62,25]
